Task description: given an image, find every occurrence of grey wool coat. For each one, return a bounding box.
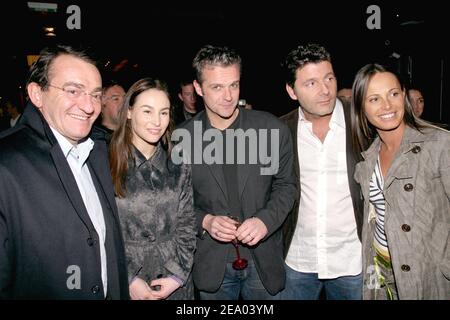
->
[355,125,450,299]
[116,144,196,300]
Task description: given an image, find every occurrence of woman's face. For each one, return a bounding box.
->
[127,88,170,150]
[363,72,406,133]
[409,89,424,117]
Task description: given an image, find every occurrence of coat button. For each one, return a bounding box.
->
[401,264,410,272]
[91,285,100,294]
[401,224,411,232]
[87,238,94,246]
[412,146,421,153]
[404,183,414,192]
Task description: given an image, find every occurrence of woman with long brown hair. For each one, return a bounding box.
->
[351,64,450,299]
[109,78,196,300]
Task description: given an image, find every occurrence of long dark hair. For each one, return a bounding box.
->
[109,78,174,198]
[350,63,435,155]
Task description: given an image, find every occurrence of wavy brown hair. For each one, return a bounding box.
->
[109,78,174,198]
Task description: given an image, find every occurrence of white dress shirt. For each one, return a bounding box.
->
[10,114,20,127]
[51,127,108,296]
[285,101,362,279]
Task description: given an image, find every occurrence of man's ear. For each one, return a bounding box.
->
[178,92,183,102]
[285,84,298,101]
[193,80,203,97]
[27,83,44,109]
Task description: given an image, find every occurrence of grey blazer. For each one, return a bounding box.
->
[355,126,450,299]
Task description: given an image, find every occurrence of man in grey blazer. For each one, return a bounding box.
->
[174,45,297,299]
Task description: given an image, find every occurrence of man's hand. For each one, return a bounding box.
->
[203,214,238,242]
[236,217,268,246]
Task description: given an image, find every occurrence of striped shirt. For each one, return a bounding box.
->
[369,157,390,259]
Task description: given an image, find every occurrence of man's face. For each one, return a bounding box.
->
[337,88,352,104]
[102,85,125,125]
[178,83,197,112]
[286,61,337,121]
[31,54,102,145]
[193,64,240,126]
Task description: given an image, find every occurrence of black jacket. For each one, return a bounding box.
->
[0,104,129,299]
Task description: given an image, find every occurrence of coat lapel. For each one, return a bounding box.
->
[87,141,120,224]
[236,109,252,199]
[359,138,380,201]
[384,126,423,189]
[50,144,95,231]
[284,110,299,180]
[207,163,228,199]
[199,112,228,200]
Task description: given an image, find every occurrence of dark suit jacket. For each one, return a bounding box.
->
[177,107,297,295]
[0,104,129,299]
[280,100,363,258]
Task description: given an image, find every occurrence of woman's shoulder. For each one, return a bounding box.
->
[416,126,450,149]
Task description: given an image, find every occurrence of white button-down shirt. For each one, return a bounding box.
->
[51,127,108,295]
[285,101,362,279]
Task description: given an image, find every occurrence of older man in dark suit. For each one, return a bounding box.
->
[0,45,128,299]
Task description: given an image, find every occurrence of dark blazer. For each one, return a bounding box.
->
[280,100,363,258]
[177,107,297,295]
[0,104,129,299]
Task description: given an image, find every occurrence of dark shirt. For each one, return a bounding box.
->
[91,124,114,145]
[206,111,252,262]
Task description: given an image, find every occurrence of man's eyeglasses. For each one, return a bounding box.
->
[48,84,102,104]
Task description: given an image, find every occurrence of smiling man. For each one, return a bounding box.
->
[0,45,128,299]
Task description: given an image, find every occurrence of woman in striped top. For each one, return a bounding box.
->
[350,64,450,299]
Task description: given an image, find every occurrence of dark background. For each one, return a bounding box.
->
[0,0,448,124]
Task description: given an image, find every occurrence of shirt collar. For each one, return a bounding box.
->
[50,126,94,162]
[330,99,345,129]
[132,142,166,173]
[205,107,241,131]
[297,99,345,129]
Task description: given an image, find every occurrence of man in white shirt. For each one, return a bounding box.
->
[280,43,363,300]
[0,45,128,299]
